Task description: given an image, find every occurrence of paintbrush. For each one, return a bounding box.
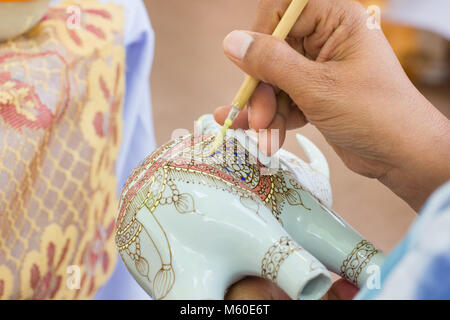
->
[210,0,309,154]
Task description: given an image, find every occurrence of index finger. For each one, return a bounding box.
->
[252,0,291,34]
[252,0,325,39]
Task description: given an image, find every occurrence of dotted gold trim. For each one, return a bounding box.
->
[340,240,379,284]
[261,236,302,282]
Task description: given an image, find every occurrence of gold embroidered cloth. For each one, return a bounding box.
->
[0,0,125,299]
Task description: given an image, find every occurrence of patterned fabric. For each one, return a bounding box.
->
[93,0,157,300]
[0,0,126,299]
[356,181,450,300]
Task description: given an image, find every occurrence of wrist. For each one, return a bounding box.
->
[379,98,450,211]
[379,166,447,212]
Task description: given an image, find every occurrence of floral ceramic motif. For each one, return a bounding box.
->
[116,133,334,300]
[195,115,386,288]
[116,134,311,243]
[116,115,387,299]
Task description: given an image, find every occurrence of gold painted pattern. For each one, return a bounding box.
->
[261,236,302,282]
[339,240,379,284]
[115,134,313,299]
[116,165,176,300]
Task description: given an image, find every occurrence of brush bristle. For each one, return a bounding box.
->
[210,119,232,155]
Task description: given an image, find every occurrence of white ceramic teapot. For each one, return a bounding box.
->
[196,115,386,288]
[115,136,332,300]
[115,115,385,300]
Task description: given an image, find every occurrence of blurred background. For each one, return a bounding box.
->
[143,0,449,255]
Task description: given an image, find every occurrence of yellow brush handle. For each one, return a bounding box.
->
[211,0,308,154]
[231,0,309,111]
[231,76,260,110]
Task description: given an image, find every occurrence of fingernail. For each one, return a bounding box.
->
[223,30,254,61]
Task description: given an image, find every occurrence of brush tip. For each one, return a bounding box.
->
[209,121,232,155]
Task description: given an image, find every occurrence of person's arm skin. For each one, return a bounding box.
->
[225,277,359,300]
[215,0,450,300]
[214,0,450,213]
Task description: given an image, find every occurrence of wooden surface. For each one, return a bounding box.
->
[144,0,449,256]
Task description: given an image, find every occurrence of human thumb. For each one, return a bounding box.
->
[223,30,330,108]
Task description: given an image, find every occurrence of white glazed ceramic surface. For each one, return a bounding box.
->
[196,115,386,288]
[0,0,50,42]
[116,135,332,300]
[115,115,385,299]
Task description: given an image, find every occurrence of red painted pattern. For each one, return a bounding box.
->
[117,135,274,226]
